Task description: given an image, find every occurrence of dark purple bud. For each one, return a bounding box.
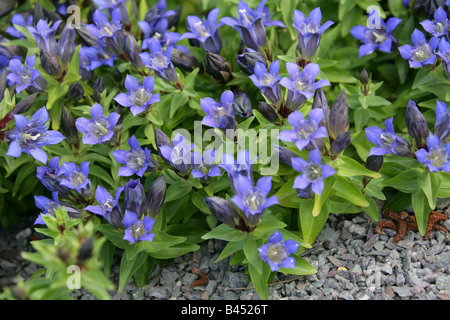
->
[258,101,278,123]
[68,82,84,101]
[76,27,99,47]
[236,48,267,75]
[273,145,298,167]
[124,179,147,219]
[77,238,93,263]
[167,5,182,29]
[12,93,38,115]
[298,33,320,60]
[40,49,62,78]
[330,131,351,155]
[146,175,166,218]
[0,70,6,102]
[329,89,349,139]
[443,61,450,79]
[32,0,45,26]
[312,88,330,130]
[109,205,124,229]
[365,155,384,173]
[60,105,79,146]
[123,34,145,70]
[91,77,104,103]
[285,90,308,110]
[405,100,429,149]
[435,101,450,142]
[58,26,76,66]
[170,48,202,72]
[232,90,252,118]
[360,68,369,86]
[205,196,240,227]
[205,51,232,83]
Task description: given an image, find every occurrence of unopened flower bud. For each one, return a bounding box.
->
[40,49,62,78]
[123,34,145,70]
[76,238,93,263]
[60,105,79,146]
[124,179,147,219]
[109,205,124,229]
[273,145,297,167]
[12,92,38,115]
[330,131,351,155]
[91,76,104,103]
[32,0,45,26]
[0,70,6,102]
[205,51,232,83]
[68,82,84,101]
[155,127,173,164]
[170,47,202,72]
[258,101,278,123]
[360,68,369,86]
[236,48,267,75]
[146,175,166,218]
[329,89,349,140]
[405,100,429,149]
[205,196,240,227]
[232,90,252,118]
[312,88,330,129]
[365,155,384,173]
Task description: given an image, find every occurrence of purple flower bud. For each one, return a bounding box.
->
[68,82,85,101]
[330,131,351,155]
[146,176,166,218]
[60,105,80,147]
[232,90,252,118]
[329,89,349,140]
[365,155,384,173]
[205,196,240,227]
[312,88,330,130]
[40,49,62,78]
[236,48,267,75]
[123,178,147,219]
[258,101,278,123]
[405,100,429,149]
[204,51,232,83]
[273,145,298,167]
[170,47,202,72]
[434,100,450,143]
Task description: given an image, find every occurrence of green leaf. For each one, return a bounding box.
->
[165,180,193,202]
[333,176,370,207]
[381,168,424,193]
[215,239,245,262]
[118,250,148,293]
[149,242,200,259]
[419,171,441,210]
[202,223,248,242]
[412,189,431,236]
[247,263,270,300]
[249,214,287,240]
[243,238,263,275]
[299,199,329,244]
[279,256,317,276]
[358,95,391,109]
[337,155,381,178]
[312,177,334,217]
[364,194,380,221]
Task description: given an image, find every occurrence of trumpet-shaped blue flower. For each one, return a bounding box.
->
[415,133,450,172]
[87,9,122,39]
[181,8,223,54]
[398,29,440,68]
[114,75,161,116]
[6,56,46,93]
[231,175,279,227]
[220,149,257,194]
[92,0,125,9]
[122,210,156,244]
[139,39,177,83]
[249,60,282,105]
[75,103,120,145]
[420,7,449,37]
[278,109,328,151]
[201,90,236,131]
[112,135,157,177]
[365,117,412,157]
[280,62,330,110]
[27,19,62,55]
[293,7,334,59]
[191,149,221,180]
[6,106,65,164]
[350,17,402,57]
[434,100,450,142]
[159,133,194,175]
[291,148,336,196]
[57,161,92,193]
[258,230,299,272]
[436,38,450,78]
[84,185,123,219]
[6,13,33,39]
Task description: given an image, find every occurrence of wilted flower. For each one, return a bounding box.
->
[258,230,299,272]
[278,109,328,151]
[6,56,46,93]
[291,148,336,196]
[415,133,450,172]
[205,196,241,227]
[405,100,429,149]
[350,17,402,57]
[181,8,223,54]
[139,39,177,83]
[420,6,449,37]
[365,117,412,157]
[232,90,252,118]
[280,62,330,110]
[158,133,194,175]
[398,29,439,68]
[249,60,282,106]
[6,106,65,164]
[191,149,221,181]
[75,103,120,145]
[114,75,160,116]
[293,7,334,59]
[200,90,236,131]
[231,175,279,228]
[122,210,156,244]
[112,135,157,177]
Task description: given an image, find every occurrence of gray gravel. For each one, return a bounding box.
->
[2,204,450,300]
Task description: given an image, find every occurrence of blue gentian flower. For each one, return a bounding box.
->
[293,7,334,60]
[350,17,402,57]
[415,133,450,172]
[139,39,177,83]
[6,106,65,164]
[34,192,60,225]
[27,19,62,54]
[191,149,221,181]
[291,148,336,196]
[114,75,161,116]
[6,13,33,39]
[220,149,257,195]
[280,62,330,110]
[6,56,46,93]
[365,117,412,157]
[122,210,156,244]
[75,103,120,145]
[121,178,149,219]
[398,29,440,68]
[436,38,450,78]
[79,46,116,72]
[231,174,279,227]
[87,9,124,55]
[249,60,282,106]
[84,185,123,219]
[112,135,157,177]
[420,7,449,37]
[220,0,269,51]
[57,161,92,193]
[92,0,125,10]
[434,100,450,142]
[201,90,236,131]
[181,8,223,54]
[159,133,194,175]
[258,230,299,272]
[278,109,328,151]
[36,157,72,197]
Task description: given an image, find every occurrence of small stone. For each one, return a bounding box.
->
[337,291,354,300]
[392,286,413,297]
[411,286,426,296]
[348,224,366,236]
[438,290,450,300]
[363,234,379,252]
[436,275,450,291]
[340,254,358,262]
[15,228,31,240]
[201,290,210,300]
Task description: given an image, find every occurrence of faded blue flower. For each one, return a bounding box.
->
[415,133,450,172]
[122,210,156,244]
[6,106,65,164]
[249,60,282,105]
[350,17,402,57]
[112,135,157,177]
[278,109,328,151]
[398,29,440,68]
[114,75,161,116]
[365,117,412,157]
[280,62,330,110]
[75,103,120,145]
[291,148,336,196]
[258,230,299,272]
[293,7,334,59]
[420,7,449,37]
